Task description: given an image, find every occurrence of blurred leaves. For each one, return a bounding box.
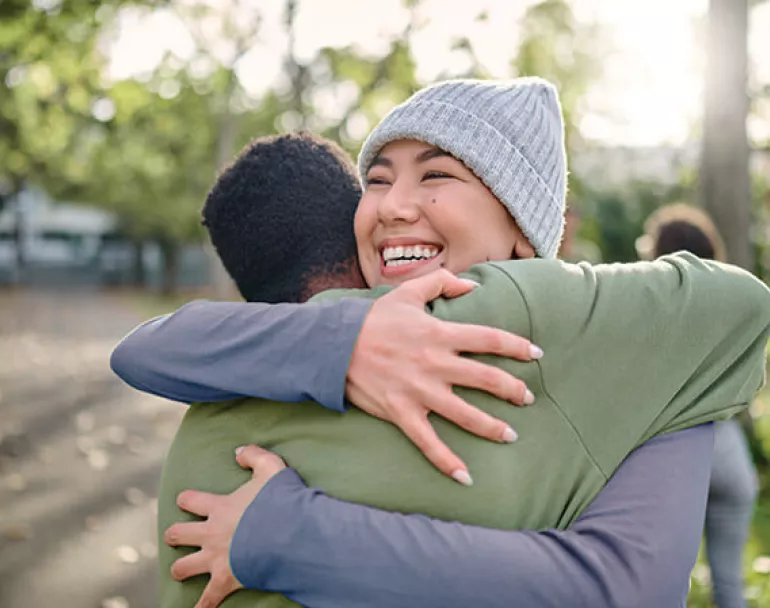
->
[0,0,605,259]
[513,0,603,147]
[2,0,768,282]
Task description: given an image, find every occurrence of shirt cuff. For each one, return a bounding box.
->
[315,298,373,412]
[229,467,309,589]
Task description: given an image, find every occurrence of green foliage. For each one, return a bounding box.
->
[513,0,603,151]
[580,178,695,262]
[0,0,604,251]
[0,0,168,192]
[752,173,770,281]
[308,41,420,156]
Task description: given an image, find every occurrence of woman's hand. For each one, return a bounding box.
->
[345,269,541,485]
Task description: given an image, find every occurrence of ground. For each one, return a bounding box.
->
[0,285,183,608]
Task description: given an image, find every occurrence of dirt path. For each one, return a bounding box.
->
[0,286,183,608]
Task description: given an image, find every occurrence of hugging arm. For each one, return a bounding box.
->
[472,253,770,471]
[231,425,713,608]
[110,299,372,411]
[112,273,541,479]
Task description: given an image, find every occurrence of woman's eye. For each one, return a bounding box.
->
[367,176,390,186]
[423,171,453,181]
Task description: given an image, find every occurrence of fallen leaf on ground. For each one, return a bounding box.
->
[116,545,139,564]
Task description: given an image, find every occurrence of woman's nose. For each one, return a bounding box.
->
[377,183,421,225]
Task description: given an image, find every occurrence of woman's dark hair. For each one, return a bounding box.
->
[639,203,726,262]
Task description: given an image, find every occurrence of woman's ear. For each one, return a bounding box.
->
[513,238,536,260]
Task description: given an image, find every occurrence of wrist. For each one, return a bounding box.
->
[230,467,308,589]
[324,299,374,412]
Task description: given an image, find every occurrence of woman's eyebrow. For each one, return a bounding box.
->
[369,147,452,170]
[369,156,392,169]
[415,147,453,163]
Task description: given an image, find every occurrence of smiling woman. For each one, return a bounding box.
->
[353,78,565,287]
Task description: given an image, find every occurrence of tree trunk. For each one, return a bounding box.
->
[700,0,751,269]
[12,193,25,282]
[701,0,766,464]
[130,239,146,287]
[159,238,181,297]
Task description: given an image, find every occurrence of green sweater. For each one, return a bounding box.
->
[158,254,770,608]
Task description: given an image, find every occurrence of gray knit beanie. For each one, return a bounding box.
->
[358,78,567,258]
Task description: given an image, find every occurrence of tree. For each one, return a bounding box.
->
[0,0,166,267]
[74,75,216,294]
[700,0,752,269]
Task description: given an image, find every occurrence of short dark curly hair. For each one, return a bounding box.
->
[202,132,364,303]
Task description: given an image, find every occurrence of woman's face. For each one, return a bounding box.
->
[355,139,535,287]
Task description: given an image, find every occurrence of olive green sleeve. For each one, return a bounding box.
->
[489,253,770,476]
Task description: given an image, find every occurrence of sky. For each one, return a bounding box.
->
[106,0,770,147]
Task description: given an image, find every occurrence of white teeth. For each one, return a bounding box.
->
[382,244,440,266]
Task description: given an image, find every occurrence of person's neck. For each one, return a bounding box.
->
[301,262,367,301]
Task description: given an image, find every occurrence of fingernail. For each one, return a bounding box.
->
[529,344,544,359]
[235,446,245,456]
[461,279,480,288]
[523,389,535,405]
[502,426,518,443]
[451,469,474,486]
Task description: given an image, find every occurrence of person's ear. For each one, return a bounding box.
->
[513,238,536,260]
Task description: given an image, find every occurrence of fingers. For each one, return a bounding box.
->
[235,444,275,470]
[398,269,477,304]
[396,410,473,486]
[170,551,209,582]
[194,575,239,608]
[164,521,207,548]
[444,356,533,406]
[444,322,543,361]
[177,490,215,517]
[235,444,286,479]
[430,391,519,443]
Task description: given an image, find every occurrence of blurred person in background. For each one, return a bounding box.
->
[637,203,759,608]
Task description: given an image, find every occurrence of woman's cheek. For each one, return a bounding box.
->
[353,204,374,240]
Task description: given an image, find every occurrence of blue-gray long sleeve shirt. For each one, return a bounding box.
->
[111,299,374,411]
[110,299,714,606]
[233,423,713,608]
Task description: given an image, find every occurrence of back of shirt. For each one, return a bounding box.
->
[157,253,770,608]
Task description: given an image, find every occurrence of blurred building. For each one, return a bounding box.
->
[0,188,209,289]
